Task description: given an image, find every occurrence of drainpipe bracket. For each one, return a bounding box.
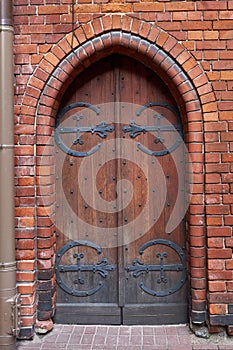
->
[0,25,14,33]
[0,144,14,150]
[0,293,21,338]
[0,261,21,337]
[8,293,21,337]
[0,261,16,269]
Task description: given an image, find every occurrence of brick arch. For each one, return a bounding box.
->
[25,15,218,122]
[30,15,213,328]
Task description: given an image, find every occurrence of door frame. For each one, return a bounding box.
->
[32,20,212,327]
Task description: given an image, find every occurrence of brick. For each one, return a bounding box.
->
[15,145,34,156]
[190,257,205,268]
[222,154,233,163]
[204,31,219,40]
[191,268,206,279]
[134,2,163,12]
[17,272,36,282]
[18,319,35,333]
[102,4,132,12]
[73,4,100,13]
[221,131,233,141]
[227,325,233,336]
[197,1,227,11]
[190,236,205,247]
[16,249,36,260]
[226,260,233,270]
[17,261,35,271]
[206,216,222,226]
[227,282,233,291]
[207,248,232,259]
[14,44,37,54]
[19,217,35,227]
[197,41,227,50]
[208,271,233,281]
[204,121,227,132]
[204,132,219,143]
[16,238,35,250]
[223,195,233,204]
[208,238,224,248]
[225,216,233,226]
[37,259,52,270]
[211,319,232,332]
[188,31,203,41]
[35,319,53,334]
[214,20,233,29]
[208,205,231,220]
[37,238,52,249]
[21,24,53,34]
[213,60,233,70]
[206,184,229,194]
[208,282,226,292]
[226,238,233,247]
[182,21,213,31]
[38,5,68,14]
[209,304,227,315]
[206,164,229,173]
[166,2,195,11]
[205,174,221,183]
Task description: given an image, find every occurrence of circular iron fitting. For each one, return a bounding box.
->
[55,240,116,297]
[55,102,114,157]
[126,239,186,297]
[122,102,183,157]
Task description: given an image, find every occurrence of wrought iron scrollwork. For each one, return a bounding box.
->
[55,102,114,157]
[122,102,183,156]
[56,240,116,297]
[125,239,186,297]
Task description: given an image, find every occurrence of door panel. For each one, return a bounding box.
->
[54,55,188,324]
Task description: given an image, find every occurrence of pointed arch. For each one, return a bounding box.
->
[24,15,216,326]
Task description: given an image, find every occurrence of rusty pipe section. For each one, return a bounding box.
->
[0,1,20,349]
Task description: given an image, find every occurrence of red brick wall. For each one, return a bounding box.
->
[13,0,233,338]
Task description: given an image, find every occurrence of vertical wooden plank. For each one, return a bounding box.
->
[55,57,120,322]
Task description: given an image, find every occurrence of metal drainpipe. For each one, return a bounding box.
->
[0,0,21,349]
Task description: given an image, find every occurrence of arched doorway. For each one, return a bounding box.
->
[54,54,188,325]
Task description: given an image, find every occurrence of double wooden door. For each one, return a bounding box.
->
[54,55,188,325]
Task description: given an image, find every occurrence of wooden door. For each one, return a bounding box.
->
[54,55,188,325]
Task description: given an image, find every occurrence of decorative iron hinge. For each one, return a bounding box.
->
[55,102,114,157]
[126,239,186,297]
[122,102,182,156]
[56,240,116,297]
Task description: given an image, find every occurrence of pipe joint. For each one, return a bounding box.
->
[0,1,13,27]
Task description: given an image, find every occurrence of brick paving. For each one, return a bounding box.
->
[16,324,233,350]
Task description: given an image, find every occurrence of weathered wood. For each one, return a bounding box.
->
[55,55,187,325]
[123,303,188,325]
[54,304,121,325]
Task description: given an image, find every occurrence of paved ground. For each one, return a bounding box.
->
[17,324,233,350]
